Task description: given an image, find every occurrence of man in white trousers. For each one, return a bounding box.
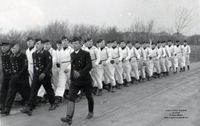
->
[56,36,74,100]
[85,39,101,95]
[135,41,146,82]
[111,40,124,89]
[149,42,161,78]
[127,41,140,83]
[26,37,36,86]
[183,40,191,70]
[105,41,117,92]
[165,40,172,75]
[119,40,131,86]
[97,40,112,95]
[157,41,167,77]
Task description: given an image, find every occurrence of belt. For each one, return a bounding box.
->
[61,61,70,63]
[113,56,120,59]
[99,59,107,64]
[92,58,97,61]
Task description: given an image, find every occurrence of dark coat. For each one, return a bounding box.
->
[32,49,52,76]
[10,52,28,80]
[70,49,92,86]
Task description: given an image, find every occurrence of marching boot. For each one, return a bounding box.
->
[110,86,116,93]
[61,115,72,125]
[93,87,98,95]
[0,104,4,111]
[96,89,103,96]
[61,101,75,125]
[157,73,161,78]
[123,79,129,87]
[0,107,10,116]
[20,106,32,116]
[131,77,135,84]
[64,89,69,100]
[180,68,183,72]
[86,112,94,119]
[147,75,150,81]
[187,65,190,70]
[48,103,58,111]
[183,66,186,71]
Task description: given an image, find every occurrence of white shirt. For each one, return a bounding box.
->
[59,46,74,70]
[119,46,131,61]
[165,45,171,57]
[85,46,100,66]
[99,46,112,64]
[111,46,123,60]
[26,47,36,65]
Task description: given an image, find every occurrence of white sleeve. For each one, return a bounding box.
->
[95,48,101,65]
[118,47,123,61]
[125,47,131,60]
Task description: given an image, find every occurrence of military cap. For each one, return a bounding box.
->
[135,41,139,43]
[71,36,82,42]
[151,41,156,45]
[61,36,68,40]
[0,42,10,46]
[96,39,103,43]
[26,37,34,42]
[35,38,42,42]
[176,40,180,43]
[56,40,62,44]
[42,39,51,43]
[126,40,132,44]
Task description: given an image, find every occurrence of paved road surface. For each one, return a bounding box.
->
[1,62,200,126]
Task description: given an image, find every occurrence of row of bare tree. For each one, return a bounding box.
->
[0,8,198,49]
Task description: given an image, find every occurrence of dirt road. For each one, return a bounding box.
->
[1,62,200,126]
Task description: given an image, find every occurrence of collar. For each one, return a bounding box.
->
[112,46,117,49]
[29,47,34,51]
[75,49,80,54]
[63,46,68,50]
[121,47,126,50]
[88,46,92,50]
[12,51,21,57]
[100,47,105,50]
[37,49,44,53]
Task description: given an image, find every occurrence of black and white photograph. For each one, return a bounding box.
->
[0,0,200,126]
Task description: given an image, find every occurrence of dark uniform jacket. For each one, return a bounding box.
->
[1,50,12,77]
[32,49,52,76]
[70,49,92,86]
[10,52,28,79]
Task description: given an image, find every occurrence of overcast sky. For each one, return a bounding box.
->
[0,0,199,35]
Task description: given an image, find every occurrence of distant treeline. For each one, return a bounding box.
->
[0,21,199,50]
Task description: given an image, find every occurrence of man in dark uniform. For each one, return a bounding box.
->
[0,41,12,111]
[61,36,94,125]
[0,43,30,115]
[21,39,57,116]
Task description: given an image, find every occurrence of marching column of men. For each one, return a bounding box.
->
[0,37,191,118]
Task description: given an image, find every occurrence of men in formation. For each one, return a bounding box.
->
[0,37,191,119]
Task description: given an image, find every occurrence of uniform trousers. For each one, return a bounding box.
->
[0,74,11,108]
[165,57,172,72]
[160,57,167,72]
[5,75,30,109]
[114,61,124,84]
[27,74,55,108]
[130,58,140,80]
[122,60,132,82]
[103,63,116,86]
